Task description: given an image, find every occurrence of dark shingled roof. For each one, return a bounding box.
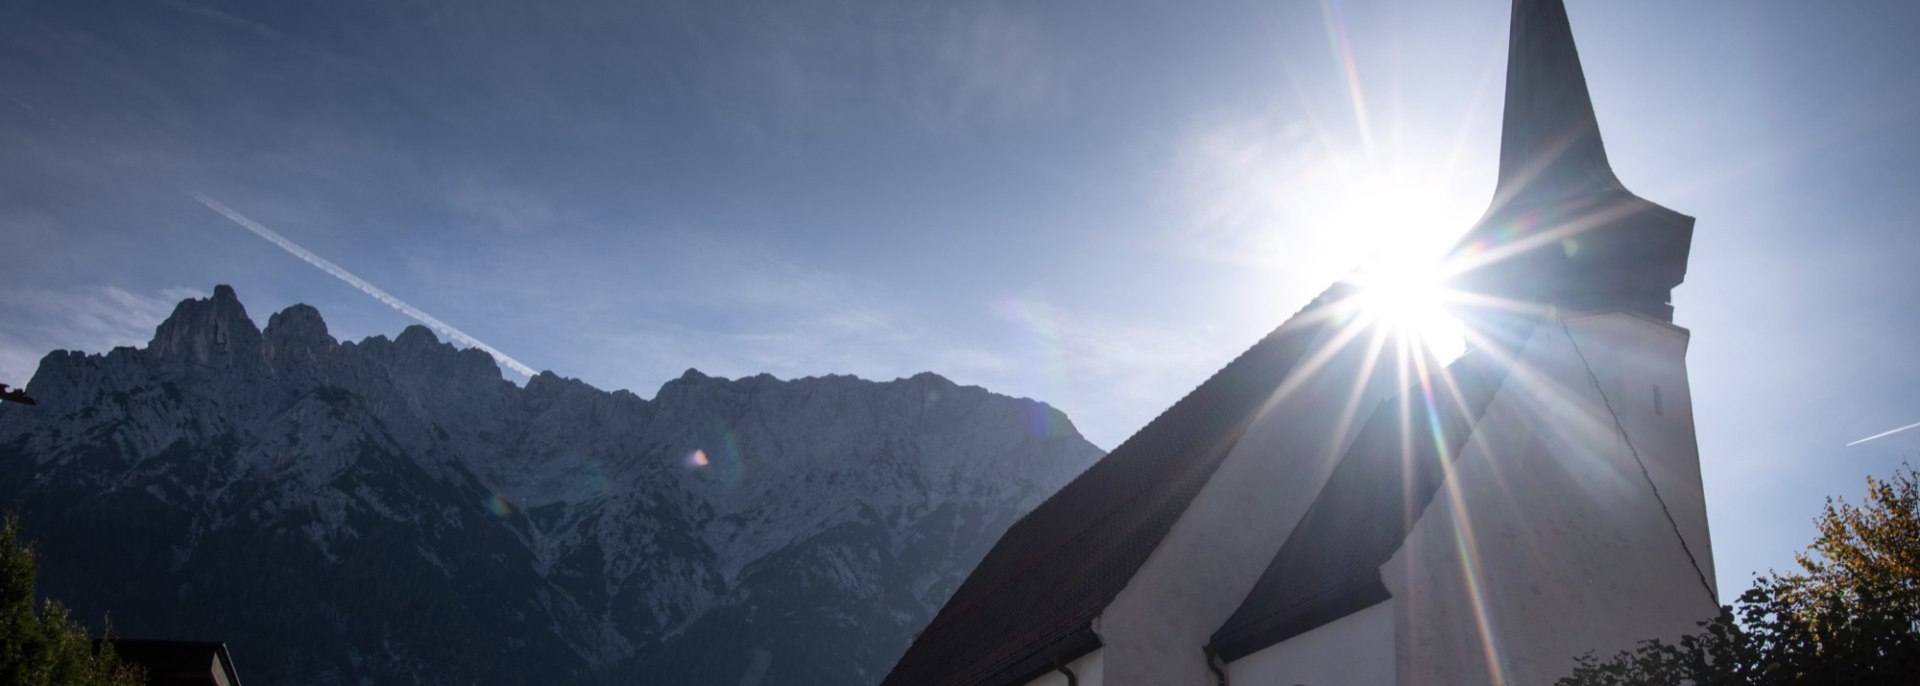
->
[1208,329,1529,660]
[880,284,1355,686]
[106,639,244,686]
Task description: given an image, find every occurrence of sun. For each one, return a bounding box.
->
[1348,254,1466,361]
[1315,169,1475,361]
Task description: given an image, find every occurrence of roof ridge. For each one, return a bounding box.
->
[914,287,1348,638]
[1209,327,1536,657]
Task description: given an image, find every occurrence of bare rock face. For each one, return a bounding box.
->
[0,285,1101,686]
[263,303,337,366]
[147,284,266,369]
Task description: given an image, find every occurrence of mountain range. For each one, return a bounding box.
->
[0,285,1103,685]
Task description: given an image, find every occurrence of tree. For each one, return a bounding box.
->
[1558,463,1920,685]
[1797,462,1919,624]
[0,514,145,686]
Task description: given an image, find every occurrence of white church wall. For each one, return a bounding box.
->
[1098,313,1421,686]
[1225,600,1395,686]
[1382,310,1720,685]
[1018,648,1104,686]
[1556,311,1717,590]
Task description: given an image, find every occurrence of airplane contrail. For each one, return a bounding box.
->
[1846,420,1920,447]
[193,193,537,378]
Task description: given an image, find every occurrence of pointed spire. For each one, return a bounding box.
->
[1448,0,1696,323]
[1493,0,1624,203]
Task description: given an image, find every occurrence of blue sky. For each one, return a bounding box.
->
[3,0,1917,602]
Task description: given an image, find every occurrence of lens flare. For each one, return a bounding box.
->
[484,493,514,517]
[1003,292,1076,437]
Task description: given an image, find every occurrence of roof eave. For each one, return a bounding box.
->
[1210,573,1390,662]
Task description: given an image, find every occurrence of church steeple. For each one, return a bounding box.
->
[1450,0,1694,323]
[1494,0,1624,202]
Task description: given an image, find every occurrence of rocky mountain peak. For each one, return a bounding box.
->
[264,304,338,364]
[906,370,951,385]
[526,370,594,394]
[1,286,1106,686]
[378,324,502,385]
[394,324,441,349]
[147,283,264,368]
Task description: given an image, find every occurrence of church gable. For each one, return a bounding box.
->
[885,0,1712,683]
[1208,331,1527,661]
[880,286,1352,686]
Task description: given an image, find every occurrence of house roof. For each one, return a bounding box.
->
[880,284,1355,686]
[1208,330,1528,660]
[106,638,243,686]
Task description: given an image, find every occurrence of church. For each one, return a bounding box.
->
[882,1,1717,685]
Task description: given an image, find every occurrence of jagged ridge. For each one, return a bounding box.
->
[0,285,1102,685]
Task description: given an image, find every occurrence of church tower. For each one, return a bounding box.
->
[883,2,1716,684]
[1450,0,1694,323]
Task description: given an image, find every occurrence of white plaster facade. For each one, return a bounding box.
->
[1223,310,1718,686]
[1384,310,1716,684]
[1095,312,1431,686]
[1225,600,1395,686]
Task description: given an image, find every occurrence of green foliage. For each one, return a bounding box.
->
[0,515,145,686]
[1557,464,1920,685]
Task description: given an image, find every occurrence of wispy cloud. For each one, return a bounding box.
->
[193,193,537,377]
[0,285,201,383]
[395,208,954,388]
[984,291,1227,447]
[440,178,572,238]
[700,1,1062,136]
[156,0,361,69]
[1167,110,1328,264]
[383,196,1226,442]
[917,4,1058,127]
[1163,108,1484,284]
